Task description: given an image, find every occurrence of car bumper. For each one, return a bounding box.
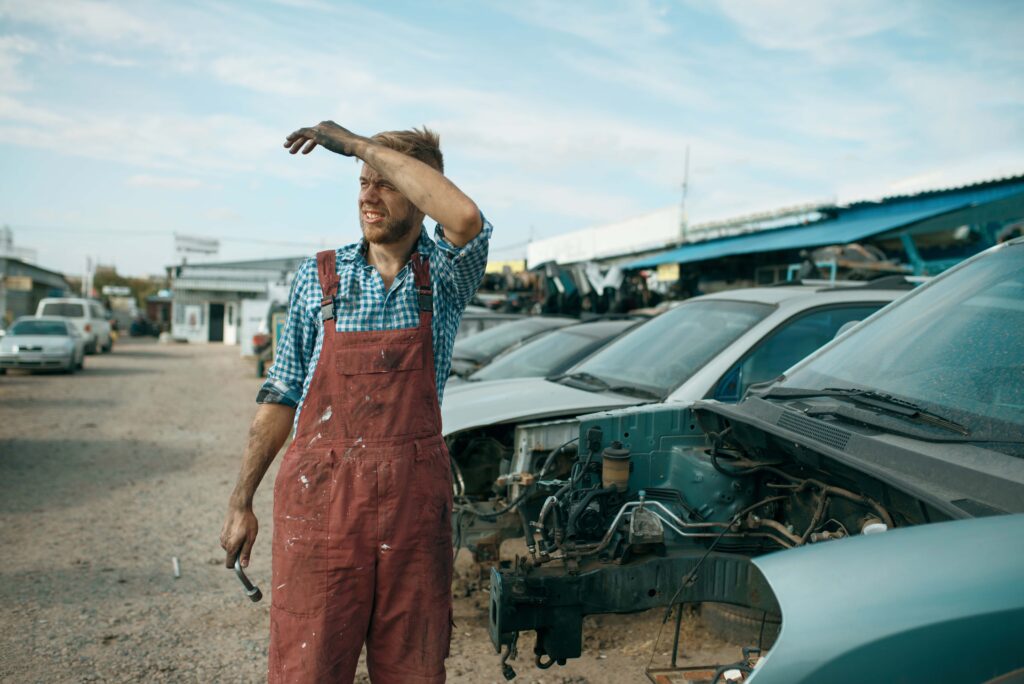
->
[0,352,73,369]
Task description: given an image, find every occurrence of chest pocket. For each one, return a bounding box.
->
[334,334,423,375]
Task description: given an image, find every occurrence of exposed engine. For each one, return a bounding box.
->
[487,405,911,681]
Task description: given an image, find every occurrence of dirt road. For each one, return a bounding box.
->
[0,339,738,683]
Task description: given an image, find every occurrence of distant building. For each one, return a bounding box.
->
[628,175,1024,287]
[526,174,1024,294]
[168,256,305,353]
[0,257,72,327]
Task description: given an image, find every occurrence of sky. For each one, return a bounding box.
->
[1,0,1022,277]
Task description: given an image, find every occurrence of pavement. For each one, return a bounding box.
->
[0,338,738,683]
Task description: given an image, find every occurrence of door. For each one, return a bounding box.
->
[208,303,225,342]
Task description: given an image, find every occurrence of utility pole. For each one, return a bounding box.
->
[680,145,690,242]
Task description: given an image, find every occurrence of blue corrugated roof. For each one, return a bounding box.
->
[627,181,1024,269]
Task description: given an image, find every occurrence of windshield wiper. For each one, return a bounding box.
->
[763,386,970,436]
[606,385,662,400]
[550,371,612,391]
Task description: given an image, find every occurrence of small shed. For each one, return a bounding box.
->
[169,256,305,347]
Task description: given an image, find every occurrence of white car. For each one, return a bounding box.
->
[442,278,918,559]
[36,297,113,354]
[0,316,85,374]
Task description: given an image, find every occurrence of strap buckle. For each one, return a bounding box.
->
[417,286,433,313]
[320,296,335,322]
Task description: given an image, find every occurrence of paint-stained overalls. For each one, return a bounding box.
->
[268,249,453,683]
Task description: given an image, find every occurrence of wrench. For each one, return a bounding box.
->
[232,553,263,602]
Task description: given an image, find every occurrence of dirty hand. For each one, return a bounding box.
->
[220,505,259,568]
[283,121,367,156]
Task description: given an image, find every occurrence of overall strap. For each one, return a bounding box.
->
[410,252,433,314]
[315,249,340,324]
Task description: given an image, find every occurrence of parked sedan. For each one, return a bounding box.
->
[449,315,576,378]
[443,278,916,559]
[0,316,85,374]
[448,319,639,388]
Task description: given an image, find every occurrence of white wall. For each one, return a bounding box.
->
[239,299,271,356]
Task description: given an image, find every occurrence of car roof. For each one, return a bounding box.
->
[691,282,912,307]
[558,319,637,339]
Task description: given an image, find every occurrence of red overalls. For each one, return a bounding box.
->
[268,249,453,684]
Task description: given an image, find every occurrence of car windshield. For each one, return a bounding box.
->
[453,318,572,362]
[564,300,773,397]
[471,323,629,382]
[11,320,68,336]
[41,302,84,317]
[781,243,1024,441]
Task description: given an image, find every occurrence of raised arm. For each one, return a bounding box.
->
[284,121,482,247]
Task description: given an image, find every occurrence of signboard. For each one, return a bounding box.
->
[4,276,32,291]
[175,233,220,256]
[656,263,681,282]
[184,304,202,331]
[101,285,133,296]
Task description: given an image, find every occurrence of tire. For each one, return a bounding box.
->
[77,356,84,370]
[0,368,6,375]
[701,603,781,649]
[86,340,98,355]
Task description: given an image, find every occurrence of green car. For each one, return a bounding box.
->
[488,238,1024,683]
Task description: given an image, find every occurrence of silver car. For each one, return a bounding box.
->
[0,316,86,374]
[442,279,917,559]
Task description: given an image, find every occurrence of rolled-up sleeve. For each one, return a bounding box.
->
[256,258,316,407]
[432,214,492,307]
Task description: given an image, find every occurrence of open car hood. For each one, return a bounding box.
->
[441,377,638,436]
[749,514,1024,683]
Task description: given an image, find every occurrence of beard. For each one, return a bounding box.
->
[360,211,418,246]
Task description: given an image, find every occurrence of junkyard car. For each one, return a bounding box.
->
[0,316,86,374]
[449,318,638,388]
[444,279,915,559]
[487,239,1024,682]
[449,315,576,379]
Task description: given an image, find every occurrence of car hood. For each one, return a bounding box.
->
[1,335,71,350]
[441,377,640,436]
[749,514,1024,683]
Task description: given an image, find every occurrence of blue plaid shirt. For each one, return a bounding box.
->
[258,217,492,430]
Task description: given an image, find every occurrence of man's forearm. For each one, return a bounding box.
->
[357,141,482,246]
[228,403,296,508]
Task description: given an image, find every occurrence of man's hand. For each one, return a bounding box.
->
[284,121,368,157]
[220,504,259,568]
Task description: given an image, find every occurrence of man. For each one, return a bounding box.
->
[220,121,491,684]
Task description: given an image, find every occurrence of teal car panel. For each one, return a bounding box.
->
[749,514,1024,683]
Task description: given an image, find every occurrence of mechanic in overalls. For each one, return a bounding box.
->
[220,121,490,683]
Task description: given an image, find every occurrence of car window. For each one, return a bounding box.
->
[569,300,773,397]
[41,302,84,317]
[714,305,883,402]
[91,303,105,318]
[783,244,1024,437]
[453,318,572,361]
[472,327,615,381]
[10,320,70,336]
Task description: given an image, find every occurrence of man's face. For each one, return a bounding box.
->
[358,164,421,245]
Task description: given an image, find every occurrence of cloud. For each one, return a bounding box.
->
[126,174,202,189]
[0,34,37,92]
[713,0,914,62]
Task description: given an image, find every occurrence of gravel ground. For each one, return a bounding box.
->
[0,339,739,683]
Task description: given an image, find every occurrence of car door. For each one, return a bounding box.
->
[712,304,885,402]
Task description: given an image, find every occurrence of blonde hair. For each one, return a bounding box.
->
[371,127,444,173]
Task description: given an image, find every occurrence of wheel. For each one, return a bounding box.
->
[77,355,84,370]
[701,603,781,649]
[0,368,6,375]
[86,340,98,355]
